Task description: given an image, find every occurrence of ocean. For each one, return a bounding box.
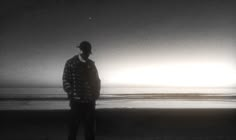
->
[0,87,236,110]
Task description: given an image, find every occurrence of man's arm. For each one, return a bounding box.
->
[62,61,73,99]
[92,63,101,100]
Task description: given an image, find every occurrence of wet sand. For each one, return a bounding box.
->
[1,109,236,140]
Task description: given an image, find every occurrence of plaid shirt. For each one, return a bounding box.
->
[63,55,100,102]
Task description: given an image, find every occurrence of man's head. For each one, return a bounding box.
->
[77,41,92,60]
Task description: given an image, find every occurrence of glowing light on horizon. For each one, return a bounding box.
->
[106,62,236,87]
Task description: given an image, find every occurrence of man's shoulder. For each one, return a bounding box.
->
[66,55,78,64]
[88,59,95,64]
[87,59,97,67]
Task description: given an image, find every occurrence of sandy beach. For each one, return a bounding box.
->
[1,109,236,140]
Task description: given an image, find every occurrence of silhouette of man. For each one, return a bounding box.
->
[63,41,101,140]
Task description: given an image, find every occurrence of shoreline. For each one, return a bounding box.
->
[1,98,236,110]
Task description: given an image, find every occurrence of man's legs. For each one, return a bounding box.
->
[84,103,96,140]
[68,103,81,140]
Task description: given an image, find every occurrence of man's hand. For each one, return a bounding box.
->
[68,92,74,99]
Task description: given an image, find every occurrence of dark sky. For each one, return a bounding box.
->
[0,0,236,87]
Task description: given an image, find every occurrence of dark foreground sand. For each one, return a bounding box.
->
[1,109,236,140]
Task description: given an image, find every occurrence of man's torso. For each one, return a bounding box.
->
[67,55,96,100]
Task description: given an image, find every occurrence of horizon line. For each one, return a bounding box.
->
[0,86,235,88]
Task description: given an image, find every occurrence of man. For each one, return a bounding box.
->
[63,41,101,140]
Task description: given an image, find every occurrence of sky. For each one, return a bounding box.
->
[0,0,236,88]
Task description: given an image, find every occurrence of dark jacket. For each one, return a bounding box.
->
[63,55,101,102]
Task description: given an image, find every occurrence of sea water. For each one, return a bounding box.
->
[0,87,236,110]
